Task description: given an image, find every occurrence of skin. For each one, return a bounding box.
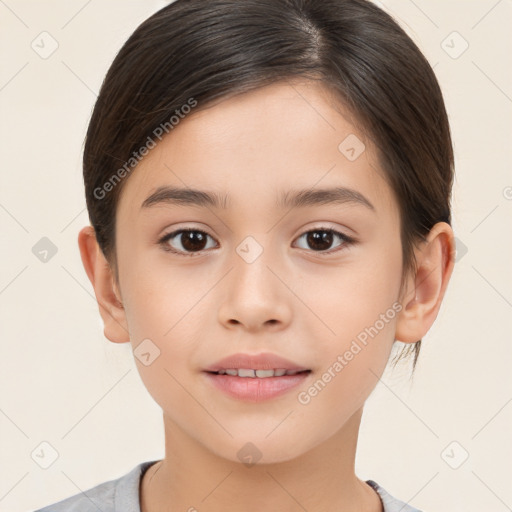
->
[78,80,455,512]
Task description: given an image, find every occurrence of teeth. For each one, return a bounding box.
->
[216,368,306,378]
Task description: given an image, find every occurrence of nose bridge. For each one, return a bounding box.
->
[232,232,279,294]
[235,233,268,267]
[217,230,292,330]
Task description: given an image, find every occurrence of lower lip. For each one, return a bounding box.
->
[203,371,311,402]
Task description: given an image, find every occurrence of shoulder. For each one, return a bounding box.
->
[366,480,424,512]
[33,460,159,512]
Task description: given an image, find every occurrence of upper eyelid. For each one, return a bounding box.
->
[160,224,350,241]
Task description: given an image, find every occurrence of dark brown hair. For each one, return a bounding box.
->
[82,0,454,372]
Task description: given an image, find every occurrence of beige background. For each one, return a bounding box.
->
[1,1,511,511]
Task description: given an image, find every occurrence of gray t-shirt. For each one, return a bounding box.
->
[34,460,423,512]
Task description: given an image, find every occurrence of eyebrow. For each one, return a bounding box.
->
[141,185,375,212]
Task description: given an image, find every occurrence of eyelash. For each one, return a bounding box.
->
[157,227,356,257]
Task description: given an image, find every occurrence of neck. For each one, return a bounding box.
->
[140,406,383,512]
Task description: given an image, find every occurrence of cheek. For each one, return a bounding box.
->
[301,243,402,339]
[296,238,402,392]
[294,271,400,432]
[120,265,207,400]
[122,255,214,341]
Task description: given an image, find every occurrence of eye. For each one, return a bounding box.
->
[158,226,355,257]
[293,228,354,254]
[158,228,217,256]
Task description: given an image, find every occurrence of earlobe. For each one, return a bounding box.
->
[395,222,455,343]
[77,226,130,344]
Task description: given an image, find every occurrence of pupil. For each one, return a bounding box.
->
[307,231,332,251]
[182,231,206,251]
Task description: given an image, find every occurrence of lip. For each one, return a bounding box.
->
[203,371,311,402]
[203,352,310,372]
[202,352,311,402]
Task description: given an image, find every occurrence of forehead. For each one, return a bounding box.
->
[116,80,396,220]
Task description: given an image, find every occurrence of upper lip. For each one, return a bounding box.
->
[204,352,310,372]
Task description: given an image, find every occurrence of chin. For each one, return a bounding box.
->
[201,430,316,467]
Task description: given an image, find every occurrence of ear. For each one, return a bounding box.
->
[395,222,455,343]
[77,226,130,343]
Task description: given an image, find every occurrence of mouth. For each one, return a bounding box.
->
[202,369,312,402]
[202,352,312,401]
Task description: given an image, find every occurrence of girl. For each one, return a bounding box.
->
[36,0,455,510]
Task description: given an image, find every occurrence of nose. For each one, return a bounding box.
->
[217,239,293,333]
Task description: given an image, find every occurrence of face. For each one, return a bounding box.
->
[114,80,404,463]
